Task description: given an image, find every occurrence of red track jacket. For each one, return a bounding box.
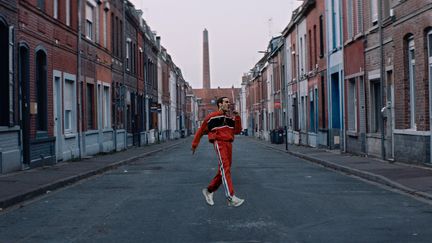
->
[192,110,242,149]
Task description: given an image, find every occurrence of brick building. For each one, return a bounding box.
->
[16,0,79,167]
[343,0,367,156]
[80,0,114,157]
[193,87,241,123]
[393,1,432,163]
[0,0,20,173]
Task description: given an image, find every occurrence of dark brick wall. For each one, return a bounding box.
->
[393,2,432,131]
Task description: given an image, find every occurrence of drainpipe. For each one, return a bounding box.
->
[378,0,386,160]
[123,0,127,148]
[340,0,346,153]
[325,3,331,149]
[77,0,83,159]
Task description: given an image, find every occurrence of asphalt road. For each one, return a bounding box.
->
[1,136,431,242]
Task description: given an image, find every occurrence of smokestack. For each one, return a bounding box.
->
[203,29,211,89]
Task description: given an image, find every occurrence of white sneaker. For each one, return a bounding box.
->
[227,195,245,207]
[202,188,214,206]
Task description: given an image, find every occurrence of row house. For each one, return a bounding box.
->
[242,0,432,165]
[281,0,328,148]
[158,45,168,141]
[17,0,78,167]
[0,0,192,174]
[142,18,159,144]
[176,68,187,138]
[80,0,114,158]
[343,0,366,156]
[185,83,198,136]
[392,0,432,163]
[158,50,191,140]
[0,0,19,173]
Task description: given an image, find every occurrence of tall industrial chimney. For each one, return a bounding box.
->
[203,29,211,89]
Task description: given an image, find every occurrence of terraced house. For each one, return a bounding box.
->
[242,0,432,165]
[0,0,194,174]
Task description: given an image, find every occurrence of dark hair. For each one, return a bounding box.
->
[216,96,228,108]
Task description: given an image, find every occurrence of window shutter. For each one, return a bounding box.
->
[9,25,14,126]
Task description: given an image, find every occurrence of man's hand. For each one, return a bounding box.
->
[191,147,196,155]
[232,110,239,116]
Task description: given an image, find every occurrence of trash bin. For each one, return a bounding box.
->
[276,129,284,144]
[271,129,278,144]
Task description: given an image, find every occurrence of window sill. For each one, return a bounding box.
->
[346,130,358,137]
[366,133,382,139]
[64,132,77,139]
[85,130,99,135]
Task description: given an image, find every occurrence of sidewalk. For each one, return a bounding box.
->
[251,138,432,202]
[0,138,185,210]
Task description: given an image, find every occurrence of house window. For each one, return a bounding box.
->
[103,9,108,48]
[383,0,391,19]
[313,25,317,65]
[319,15,324,58]
[357,0,363,33]
[347,0,354,39]
[301,96,306,130]
[85,3,94,40]
[36,50,48,131]
[408,37,416,129]
[64,79,75,133]
[66,0,71,26]
[348,78,357,131]
[309,89,318,133]
[103,86,110,128]
[37,0,45,10]
[86,83,94,129]
[300,37,303,76]
[53,0,58,19]
[370,80,381,133]
[371,0,378,24]
[126,39,131,71]
[331,0,337,49]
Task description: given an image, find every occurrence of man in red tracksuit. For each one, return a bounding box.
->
[191,96,244,207]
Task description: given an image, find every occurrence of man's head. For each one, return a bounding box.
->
[217,97,230,113]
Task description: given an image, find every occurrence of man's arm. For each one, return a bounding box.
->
[191,116,209,154]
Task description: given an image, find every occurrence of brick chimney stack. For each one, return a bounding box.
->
[203,29,211,89]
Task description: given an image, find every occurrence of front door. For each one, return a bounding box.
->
[19,45,30,164]
[54,75,63,161]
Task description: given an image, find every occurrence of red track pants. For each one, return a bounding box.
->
[207,140,234,199]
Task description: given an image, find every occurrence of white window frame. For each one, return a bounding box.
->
[86,0,97,40]
[408,37,416,129]
[63,74,77,134]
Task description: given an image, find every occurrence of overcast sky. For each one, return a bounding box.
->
[131,0,302,89]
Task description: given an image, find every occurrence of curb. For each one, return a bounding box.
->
[0,141,182,210]
[255,140,432,202]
